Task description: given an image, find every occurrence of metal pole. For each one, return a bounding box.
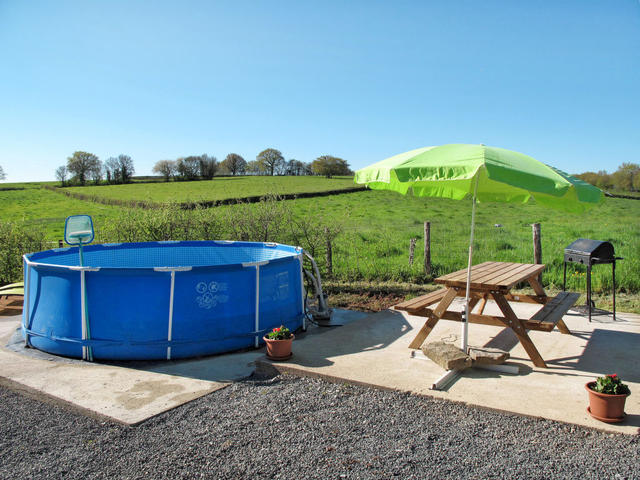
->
[462,174,479,353]
[23,262,31,347]
[532,223,542,284]
[167,270,175,360]
[79,244,92,361]
[80,269,88,360]
[612,260,616,321]
[255,265,260,348]
[587,264,592,323]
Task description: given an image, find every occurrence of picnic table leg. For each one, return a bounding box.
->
[408,287,458,349]
[527,276,547,298]
[555,319,571,334]
[407,313,440,349]
[475,294,488,314]
[491,292,548,368]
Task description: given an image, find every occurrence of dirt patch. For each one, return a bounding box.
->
[327,291,406,312]
[323,282,640,315]
[323,281,437,312]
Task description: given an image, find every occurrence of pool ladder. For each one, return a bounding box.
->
[302,251,332,325]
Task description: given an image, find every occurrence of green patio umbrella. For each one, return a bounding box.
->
[354,143,603,352]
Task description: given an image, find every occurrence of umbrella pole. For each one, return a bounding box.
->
[462,175,479,353]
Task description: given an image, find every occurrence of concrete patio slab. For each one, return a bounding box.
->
[2,302,639,434]
[259,300,640,435]
[0,315,260,425]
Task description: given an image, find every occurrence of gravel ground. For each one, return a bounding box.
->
[0,373,638,480]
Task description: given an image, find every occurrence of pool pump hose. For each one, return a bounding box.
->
[302,251,332,324]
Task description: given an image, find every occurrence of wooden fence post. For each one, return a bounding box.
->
[58,239,64,248]
[409,238,417,265]
[424,222,431,275]
[532,223,542,283]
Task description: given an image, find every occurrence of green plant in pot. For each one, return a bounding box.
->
[263,325,294,360]
[585,374,631,423]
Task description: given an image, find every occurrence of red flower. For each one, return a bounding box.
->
[274,328,280,332]
[609,374,617,378]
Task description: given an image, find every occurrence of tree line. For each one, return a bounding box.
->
[575,163,640,192]
[55,152,135,186]
[152,148,352,182]
[52,148,352,186]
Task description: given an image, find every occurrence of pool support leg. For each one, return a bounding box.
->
[167,270,175,360]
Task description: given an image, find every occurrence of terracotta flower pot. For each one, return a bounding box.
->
[263,335,294,361]
[585,382,629,423]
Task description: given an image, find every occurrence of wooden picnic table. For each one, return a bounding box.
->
[395,261,579,368]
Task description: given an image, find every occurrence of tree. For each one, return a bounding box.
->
[152,160,177,181]
[286,159,305,176]
[176,156,200,180]
[256,148,284,176]
[89,162,103,185]
[310,155,352,178]
[221,153,247,176]
[117,154,135,183]
[198,154,218,179]
[246,160,263,175]
[0,165,5,180]
[67,151,100,185]
[612,163,640,192]
[595,170,613,190]
[55,166,68,186]
[104,157,120,184]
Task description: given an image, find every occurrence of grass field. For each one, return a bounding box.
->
[62,176,357,203]
[0,183,121,239]
[2,178,639,310]
[283,190,639,293]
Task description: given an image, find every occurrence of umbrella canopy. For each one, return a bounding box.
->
[354,143,603,353]
[355,144,603,212]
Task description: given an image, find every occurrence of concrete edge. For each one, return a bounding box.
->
[0,375,128,426]
[254,360,639,437]
[0,374,230,427]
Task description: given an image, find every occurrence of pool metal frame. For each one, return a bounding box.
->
[22,241,307,361]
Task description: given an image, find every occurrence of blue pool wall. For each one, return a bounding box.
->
[22,241,305,360]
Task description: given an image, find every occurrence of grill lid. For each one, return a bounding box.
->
[564,238,615,262]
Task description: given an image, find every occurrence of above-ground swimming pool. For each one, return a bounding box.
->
[22,241,305,360]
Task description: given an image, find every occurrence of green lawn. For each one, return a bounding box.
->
[2,181,639,303]
[62,176,358,203]
[0,185,121,239]
[282,190,640,294]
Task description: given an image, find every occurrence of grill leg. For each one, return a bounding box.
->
[587,264,592,323]
[612,261,616,321]
[563,262,567,292]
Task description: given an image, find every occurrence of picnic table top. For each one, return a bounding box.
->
[435,261,546,291]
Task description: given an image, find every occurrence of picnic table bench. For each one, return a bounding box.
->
[395,262,579,368]
[0,282,24,313]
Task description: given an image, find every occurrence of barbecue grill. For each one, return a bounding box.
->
[563,238,622,321]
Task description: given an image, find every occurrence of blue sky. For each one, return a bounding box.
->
[1,1,639,182]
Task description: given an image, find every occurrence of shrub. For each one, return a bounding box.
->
[94,194,344,277]
[0,221,47,283]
